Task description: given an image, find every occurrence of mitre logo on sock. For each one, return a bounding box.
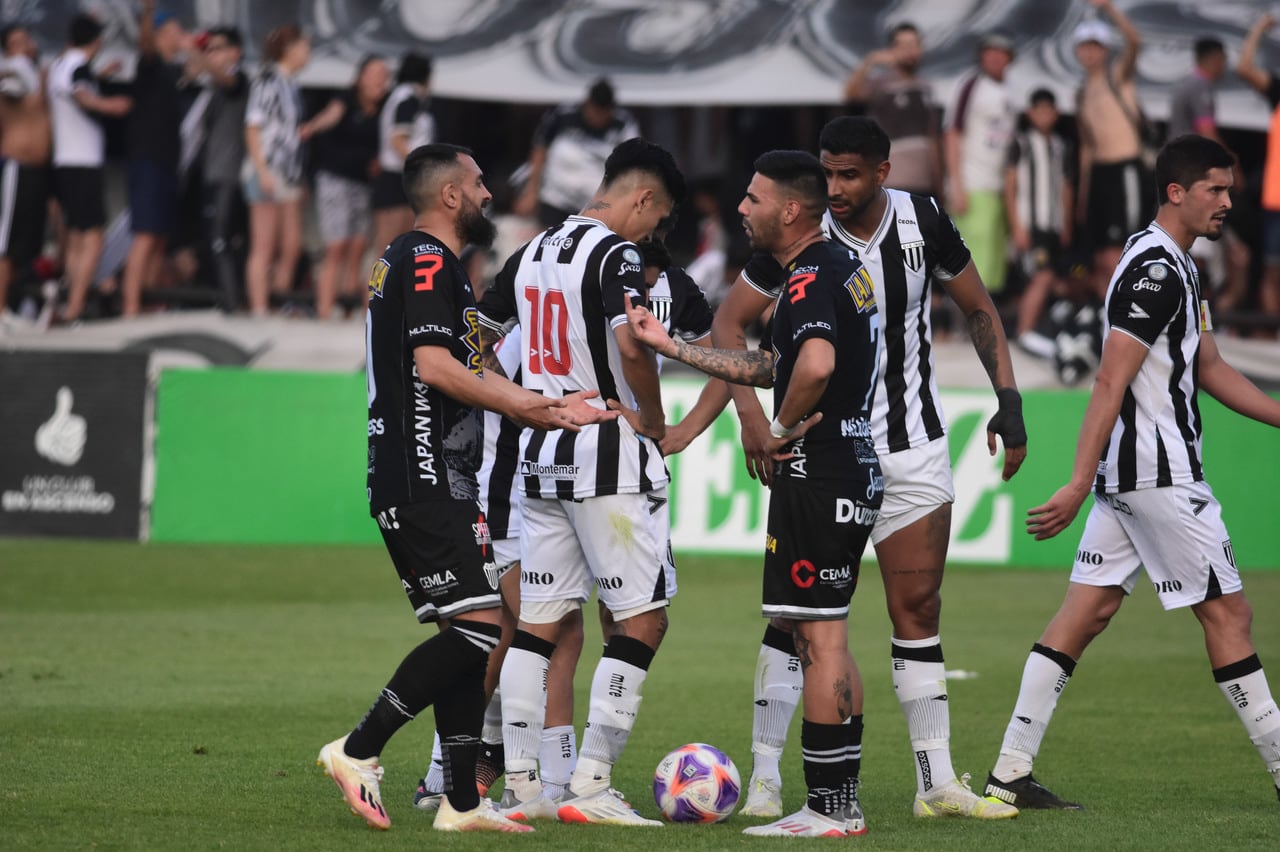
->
[1228,683,1249,708]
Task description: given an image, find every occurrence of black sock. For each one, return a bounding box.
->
[843,715,864,809]
[802,719,849,817]
[436,660,486,812]
[763,623,796,655]
[345,620,499,760]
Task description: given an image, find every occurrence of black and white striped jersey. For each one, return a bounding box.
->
[1006,129,1071,234]
[478,215,668,500]
[1096,223,1206,494]
[478,325,524,541]
[810,190,971,454]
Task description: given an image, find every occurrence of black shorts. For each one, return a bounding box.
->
[52,166,106,231]
[1086,158,1154,249]
[128,158,178,236]
[1020,229,1063,275]
[762,475,881,621]
[371,169,407,211]
[376,500,502,623]
[0,159,49,268]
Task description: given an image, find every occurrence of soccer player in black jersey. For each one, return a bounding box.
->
[629,150,882,837]
[986,137,1280,808]
[316,143,611,834]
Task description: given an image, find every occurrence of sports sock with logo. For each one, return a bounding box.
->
[570,635,655,797]
[423,732,444,793]
[435,652,487,813]
[499,630,555,801]
[992,642,1077,781]
[345,620,500,760]
[801,720,848,818]
[751,624,802,782]
[1214,654,1280,782]
[539,724,577,801]
[842,715,864,811]
[892,635,956,794]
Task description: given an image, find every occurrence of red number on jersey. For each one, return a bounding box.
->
[524,287,572,375]
[414,253,443,291]
[787,272,816,303]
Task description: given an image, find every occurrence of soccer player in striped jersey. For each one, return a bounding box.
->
[478,138,685,826]
[317,144,610,834]
[986,135,1280,808]
[708,117,1024,819]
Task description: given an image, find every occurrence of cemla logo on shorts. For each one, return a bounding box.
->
[790,559,815,588]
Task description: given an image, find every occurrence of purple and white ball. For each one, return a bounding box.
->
[653,743,741,823]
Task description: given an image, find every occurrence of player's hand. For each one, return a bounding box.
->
[559,390,618,430]
[659,420,697,455]
[738,405,775,486]
[766,412,822,460]
[606,399,665,441]
[1026,482,1089,540]
[625,301,678,357]
[987,388,1028,481]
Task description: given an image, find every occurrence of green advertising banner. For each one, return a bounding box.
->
[151,369,1280,569]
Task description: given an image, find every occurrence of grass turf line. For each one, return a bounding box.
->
[1,538,1278,850]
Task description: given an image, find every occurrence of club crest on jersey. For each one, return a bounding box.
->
[1148,262,1168,281]
[901,239,926,272]
[649,295,672,325]
[623,247,642,265]
[842,266,876,313]
[368,258,389,299]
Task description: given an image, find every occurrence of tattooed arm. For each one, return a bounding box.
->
[628,301,775,387]
[478,325,508,378]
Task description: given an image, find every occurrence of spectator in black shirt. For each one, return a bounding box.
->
[197,26,248,311]
[306,55,390,319]
[121,0,190,317]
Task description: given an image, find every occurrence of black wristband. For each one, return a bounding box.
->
[996,387,1022,413]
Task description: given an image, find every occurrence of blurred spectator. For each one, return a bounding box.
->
[47,13,131,323]
[944,32,1016,294]
[1003,89,1077,356]
[371,52,431,258]
[512,78,640,227]
[243,25,311,317]
[844,22,943,197]
[1237,13,1280,329]
[306,55,389,319]
[121,1,189,318]
[1072,0,1151,300]
[0,24,51,328]
[197,26,249,312]
[1171,36,1251,318]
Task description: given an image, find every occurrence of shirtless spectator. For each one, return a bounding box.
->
[0,25,51,328]
[1072,0,1151,300]
[47,13,131,323]
[844,22,943,197]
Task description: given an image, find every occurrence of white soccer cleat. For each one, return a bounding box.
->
[914,773,1019,819]
[316,736,390,830]
[739,774,783,817]
[557,787,663,826]
[497,789,560,821]
[741,805,848,837]
[434,797,534,833]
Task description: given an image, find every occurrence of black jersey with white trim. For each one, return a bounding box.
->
[770,240,881,484]
[1097,222,1205,494]
[478,215,668,499]
[366,231,483,512]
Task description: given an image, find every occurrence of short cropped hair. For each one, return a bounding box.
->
[1194,37,1225,63]
[888,22,919,43]
[752,150,827,221]
[207,26,242,49]
[640,238,672,270]
[1029,88,1056,108]
[397,52,432,85]
[602,138,686,205]
[69,13,104,47]
[403,143,474,214]
[819,115,891,164]
[1156,134,1234,204]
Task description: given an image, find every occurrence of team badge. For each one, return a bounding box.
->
[623,247,642,265]
[1148,262,1168,281]
[901,239,926,272]
[649,295,672,325]
[368,258,389,298]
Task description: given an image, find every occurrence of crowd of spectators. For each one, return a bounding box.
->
[1,2,1280,364]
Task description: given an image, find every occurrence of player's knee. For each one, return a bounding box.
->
[887,589,941,635]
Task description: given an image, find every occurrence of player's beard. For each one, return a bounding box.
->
[458,197,497,249]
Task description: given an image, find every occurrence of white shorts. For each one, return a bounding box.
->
[519,489,675,621]
[1070,481,1241,610]
[492,536,520,569]
[871,436,955,545]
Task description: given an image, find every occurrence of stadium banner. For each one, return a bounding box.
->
[13,1,1280,128]
[0,351,149,539]
[150,369,1280,569]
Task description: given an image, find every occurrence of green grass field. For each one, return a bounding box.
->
[2,538,1278,850]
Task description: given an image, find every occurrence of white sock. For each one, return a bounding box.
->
[1214,655,1280,780]
[892,635,956,793]
[423,731,444,792]
[482,687,503,745]
[752,631,801,782]
[570,642,651,796]
[540,724,577,801]
[500,638,554,801]
[993,643,1076,781]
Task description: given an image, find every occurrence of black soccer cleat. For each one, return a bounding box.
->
[984,772,1084,810]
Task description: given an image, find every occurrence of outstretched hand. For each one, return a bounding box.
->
[626,301,678,357]
[606,399,666,441]
[522,390,618,433]
[1025,483,1089,541]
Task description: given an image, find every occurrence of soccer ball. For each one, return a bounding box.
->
[653,743,741,823]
